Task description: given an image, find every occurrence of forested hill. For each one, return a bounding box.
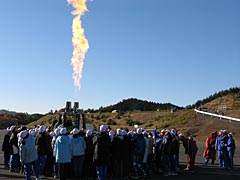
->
[98,98,181,112]
[193,87,240,108]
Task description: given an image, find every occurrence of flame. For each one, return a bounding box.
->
[67,0,89,89]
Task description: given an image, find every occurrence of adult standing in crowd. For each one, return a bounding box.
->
[161,130,173,176]
[9,125,20,173]
[131,128,146,179]
[179,134,198,171]
[2,127,11,169]
[122,129,132,178]
[215,130,229,168]
[93,125,111,180]
[203,131,218,165]
[54,128,72,180]
[111,128,124,179]
[35,125,51,178]
[227,132,236,169]
[19,130,39,180]
[83,130,95,179]
[52,127,61,179]
[70,128,86,178]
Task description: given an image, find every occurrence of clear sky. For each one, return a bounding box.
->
[0,0,240,114]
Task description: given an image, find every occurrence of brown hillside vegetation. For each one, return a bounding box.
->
[205,93,240,113]
[2,89,240,144]
[24,92,240,144]
[84,109,240,143]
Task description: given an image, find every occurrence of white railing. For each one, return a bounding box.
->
[194,109,240,122]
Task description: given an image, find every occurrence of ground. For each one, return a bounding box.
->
[0,129,240,180]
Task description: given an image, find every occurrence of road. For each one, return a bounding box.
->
[0,129,240,180]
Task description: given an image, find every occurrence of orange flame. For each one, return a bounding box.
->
[67,0,89,89]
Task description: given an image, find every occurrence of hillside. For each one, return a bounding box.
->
[97,98,181,112]
[23,108,240,143]
[1,87,240,143]
[0,113,44,129]
[0,109,16,115]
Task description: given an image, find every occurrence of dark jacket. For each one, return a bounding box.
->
[111,136,123,160]
[93,132,111,166]
[35,132,51,156]
[9,132,19,155]
[2,132,11,153]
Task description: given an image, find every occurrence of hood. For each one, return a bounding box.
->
[58,135,69,144]
[71,136,82,144]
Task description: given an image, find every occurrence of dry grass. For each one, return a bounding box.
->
[25,93,240,143]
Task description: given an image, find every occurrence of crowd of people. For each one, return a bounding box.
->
[203,129,236,169]
[1,123,236,180]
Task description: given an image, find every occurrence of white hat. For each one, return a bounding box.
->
[60,128,67,135]
[136,128,142,135]
[122,130,127,136]
[109,130,115,136]
[161,129,166,133]
[128,131,134,137]
[58,125,63,129]
[10,125,16,132]
[109,130,115,140]
[116,128,122,136]
[54,128,61,136]
[179,133,185,137]
[18,130,28,139]
[100,125,107,132]
[49,131,55,137]
[39,125,46,133]
[142,131,148,135]
[229,132,233,137]
[29,129,36,136]
[171,129,176,135]
[86,130,92,136]
[71,128,80,135]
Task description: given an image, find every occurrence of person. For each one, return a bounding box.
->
[179,134,198,171]
[52,128,61,179]
[227,132,236,169]
[171,129,180,172]
[44,129,54,177]
[2,127,11,169]
[54,128,72,180]
[215,130,228,167]
[35,125,51,178]
[18,130,39,180]
[93,125,111,180]
[186,135,198,171]
[111,128,124,179]
[203,131,217,165]
[161,131,174,176]
[83,130,95,179]
[122,129,131,178]
[131,128,146,179]
[9,125,20,172]
[70,128,86,178]
[154,129,164,174]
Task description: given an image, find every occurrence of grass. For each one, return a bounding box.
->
[26,108,240,143]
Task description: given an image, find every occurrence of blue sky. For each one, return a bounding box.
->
[0,0,239,114]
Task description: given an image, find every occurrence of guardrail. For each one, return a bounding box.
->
[194,109,240,122]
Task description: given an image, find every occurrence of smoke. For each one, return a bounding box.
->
[67,0,89,89]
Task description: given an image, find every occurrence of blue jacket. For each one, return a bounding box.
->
[215,135,227,151]
[227,136,236,152]
[19,134,38,164]
[54,135,71,163]
[133,134,145,156]
[70,136,86,156]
